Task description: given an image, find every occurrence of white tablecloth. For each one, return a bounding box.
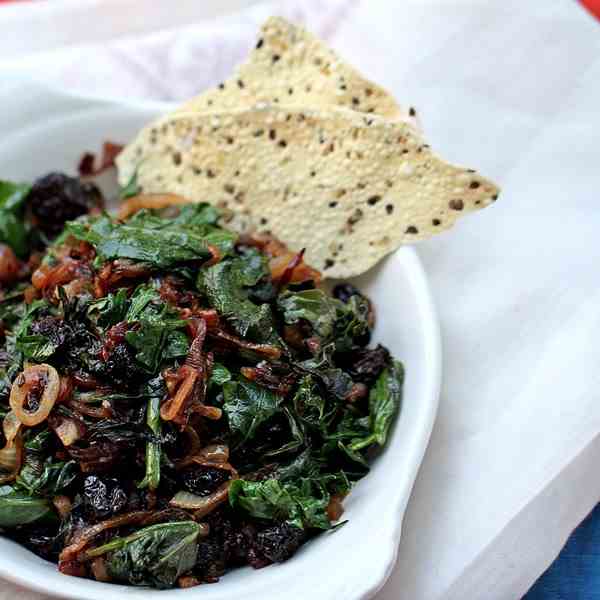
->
[1,1,600,599]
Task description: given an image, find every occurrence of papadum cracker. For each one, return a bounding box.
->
[178,17,414,124]
[116,105,499,278]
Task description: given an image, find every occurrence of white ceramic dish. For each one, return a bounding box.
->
[0,80,441,600]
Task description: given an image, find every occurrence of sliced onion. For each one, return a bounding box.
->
[3,411,22,446]
[192,404,222,421]
[53,495,73,519]
[178,576,201,589]
[0,433,22,484]
[117,193,192,220]
[53,417,83,447]
[196,444,229,464]
[160,370,197,422]
[326,494,345,522]
[169,482,230,519]
[90,557,111,583]
[10,364,60,426]
[174,444,229,470]
[169,468,238,519]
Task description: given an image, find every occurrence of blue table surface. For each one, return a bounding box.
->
[523,504,600,599]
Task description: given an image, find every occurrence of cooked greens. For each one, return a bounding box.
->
[0,170,404,589]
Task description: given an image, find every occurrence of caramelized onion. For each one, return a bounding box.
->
[10,364,60,426]
[90,557,111,583]
[3,411,22,446]
[53,495,73,519]
[175,444,230,470]
[0,244,21,285]
[169,481,233,519]
[0,433,22,484]
[117,193,192,220]
[52,417,84,447]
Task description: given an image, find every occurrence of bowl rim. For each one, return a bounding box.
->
[0,80,442,600]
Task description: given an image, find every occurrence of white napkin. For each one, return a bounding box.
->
[1,1,600,599]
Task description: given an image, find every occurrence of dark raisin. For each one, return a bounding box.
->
[182,465,229,496]
[255,522,306,563]
[346,344,391,384]
[332,283,362,304]
[82,475,127,519]
[27,172,104,237]
[195,539,226,579]
[97,342,143,389]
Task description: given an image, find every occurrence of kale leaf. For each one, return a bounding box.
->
[0,485,53,528]
[124,285,188,373]
[222,380,281,445]
[229,473,348,530]
[16,430,78,497]
[0,180,31,257]
[66,210,235,269]
[197,250,278,343]
[278,289,370,352]
[87,521,204,588]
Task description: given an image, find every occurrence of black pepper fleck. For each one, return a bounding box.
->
[432,218,441,226]
[269,129,277,140]
[324,259,335,269]
[385,204,394,215]
[278,140,287,148]
[367,195,382,206]
[272,54,281,63]
[172,152,182,166]
[329,201,338,208]
[207,169,215,179]
[218,83,225,90]
[352,97,360,106]
[237,79,245,88]
[256,38,264,49]
[405,225,418,234]
[449,199,464,211]
[409,107,416,116]
[260,217,268,225]
[469,181,480,189]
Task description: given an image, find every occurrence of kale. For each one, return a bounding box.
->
[0,179,31,257]
[229,473,348,530]
[88,289,128,328]
[124,285,189,373]
[222,380,281,445]
[298,343,354,401]
[66,210,235,269]
[0,485,54,528]
[16,431,77,497]
[197,251,278,343]
[278,289,370,352]
[137,396,161,491]
[87,521,204,588]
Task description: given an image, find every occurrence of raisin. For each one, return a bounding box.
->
[182,466,229,496]
[255,522,306,563]
[195,539,226,579]
[82,475,127,519]
[332,283,362,304]
[30,316,73,351]
[347,344,391,384]
[99,342,143,388]
[27,172,104,237]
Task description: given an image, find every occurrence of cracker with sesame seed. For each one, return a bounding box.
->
[116,104,499,278]
[177,17,418,127]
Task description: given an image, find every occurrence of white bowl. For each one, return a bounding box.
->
[0,80,441,600]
